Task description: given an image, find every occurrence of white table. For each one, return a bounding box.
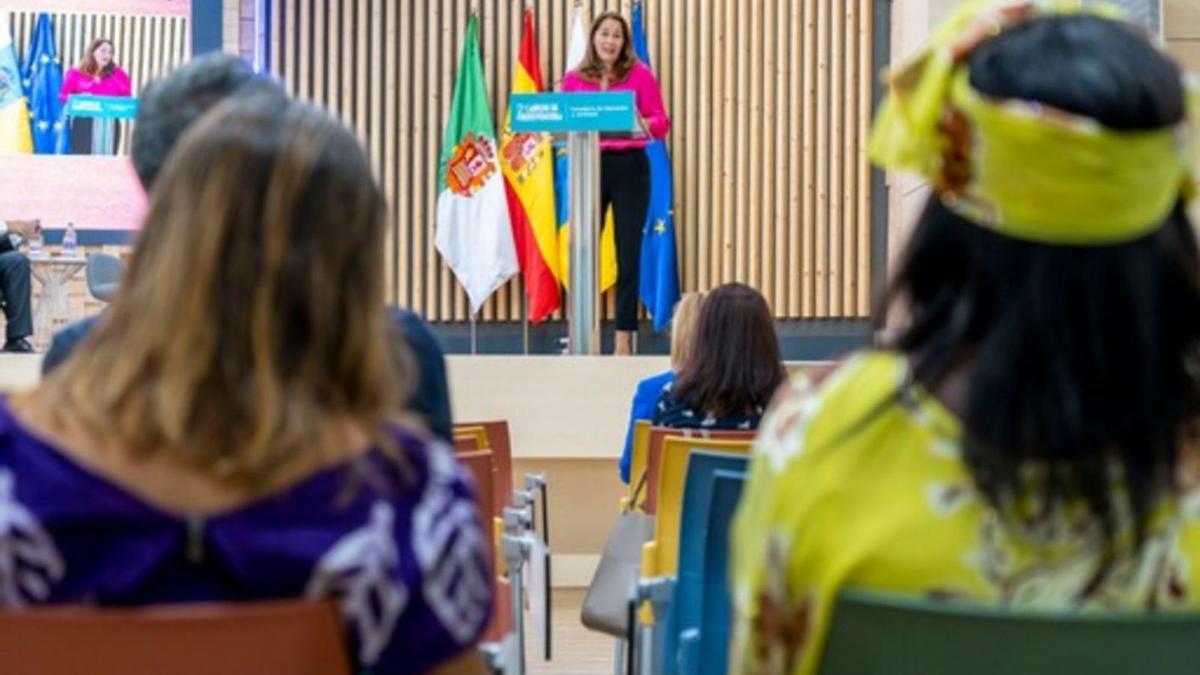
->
[30,254,87,351]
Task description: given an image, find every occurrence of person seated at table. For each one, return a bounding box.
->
[42,53,455,442]
[0,219,37,353]
[1,94,492,674]
[730,5,1200,674]
[617,291,704,484]
[652,282,785,431]
[59,38,133,155]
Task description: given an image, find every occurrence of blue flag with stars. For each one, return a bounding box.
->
[21,13,63,154]
[632,0,680,333]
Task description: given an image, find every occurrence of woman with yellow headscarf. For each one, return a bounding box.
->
[730,3,1200,674]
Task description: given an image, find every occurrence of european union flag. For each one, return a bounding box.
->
[632,0,680,333]
[21,13,63,154]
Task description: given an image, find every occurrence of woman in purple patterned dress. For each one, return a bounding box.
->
[0,93,491,674]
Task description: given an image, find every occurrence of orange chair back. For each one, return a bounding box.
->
[642,427,757,513]
[458,419,514,516]
[0,600,351,675]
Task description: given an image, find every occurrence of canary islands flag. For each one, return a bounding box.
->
[0,15,33,154]
[632,0,680,331]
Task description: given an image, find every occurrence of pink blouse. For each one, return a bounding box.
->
[60,67,133,104]
[562,61,671,152]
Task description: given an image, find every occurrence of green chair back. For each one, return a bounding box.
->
[820,589,1200,675]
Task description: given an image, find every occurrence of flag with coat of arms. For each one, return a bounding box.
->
[435,13,520,314]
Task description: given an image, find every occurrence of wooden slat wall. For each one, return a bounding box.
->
[8,11,189,155]
[269,0,875,321]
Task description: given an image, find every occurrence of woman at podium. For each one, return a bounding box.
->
[59,38,132,155]
[563,11,670,355]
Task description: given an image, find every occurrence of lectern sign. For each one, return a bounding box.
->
[509,92,636,133]
[65,95,138,120]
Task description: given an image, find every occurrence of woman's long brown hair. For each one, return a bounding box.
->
[79,38,116,78]
[672,283,786,418]
[36,94,408,490]
[576,12,638,84]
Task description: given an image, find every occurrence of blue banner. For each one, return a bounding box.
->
[510,91,636,133]
[632,0,680,333]
[21,13,63,154]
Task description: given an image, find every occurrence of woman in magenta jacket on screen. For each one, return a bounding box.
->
[60,38,132,155]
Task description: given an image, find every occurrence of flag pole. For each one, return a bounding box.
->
[470,312,479,355]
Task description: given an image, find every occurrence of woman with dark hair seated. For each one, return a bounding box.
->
[731,4,1200,674]
[652,282,786,431]
[0,96,489,674]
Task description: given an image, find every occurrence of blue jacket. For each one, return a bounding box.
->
[620,370,675,484]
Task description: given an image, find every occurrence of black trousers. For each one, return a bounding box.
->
[600,149,650,331]
[0,251,32,340]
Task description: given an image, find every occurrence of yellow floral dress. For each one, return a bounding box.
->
[729,350,1200,675]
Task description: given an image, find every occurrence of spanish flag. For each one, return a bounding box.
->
[0,15,33,154]
[500,8,561,323]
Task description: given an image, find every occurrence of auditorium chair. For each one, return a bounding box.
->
[455,448,514,643]
[642,428,756,513]
[677,463,747,675]
[633,438,752,675]
[453,431,484,452]
[453,424,489,454]
[0,600,350,675]
[85,252,123,302]
[457,419,514,517]
[820,589,1200,675]
[628,419,653,500]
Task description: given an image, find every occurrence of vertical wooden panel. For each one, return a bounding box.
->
[814,0,830,317]
[719,0,734,282]
[842,0,859,312]
[747,0,762,290]
[828,0,844,315]
[857,0,874,315]
[734,0,748,283]
[396,0,412,309]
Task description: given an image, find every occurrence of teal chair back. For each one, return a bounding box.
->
[695,469,746,675]
[673,453,748,675]
[820,589,1200,675]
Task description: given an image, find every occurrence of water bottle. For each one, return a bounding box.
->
[28,226,43,257]
[62,222,77,257]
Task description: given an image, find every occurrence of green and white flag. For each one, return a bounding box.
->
[436,14,517,314]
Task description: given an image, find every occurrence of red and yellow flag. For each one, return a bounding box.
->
[500,8,561,323]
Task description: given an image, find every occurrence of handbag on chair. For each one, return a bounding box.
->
[581,472,655,637]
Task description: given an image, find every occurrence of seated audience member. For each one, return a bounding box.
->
[1,96,490,674]
[618,291,704,483]
[730,6,1200,674]
[0,219,36,352]
[652,283,785,431]
[41,53,454,441]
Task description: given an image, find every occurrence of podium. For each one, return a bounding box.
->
[64,95,139,155]
[510,91,638,355]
